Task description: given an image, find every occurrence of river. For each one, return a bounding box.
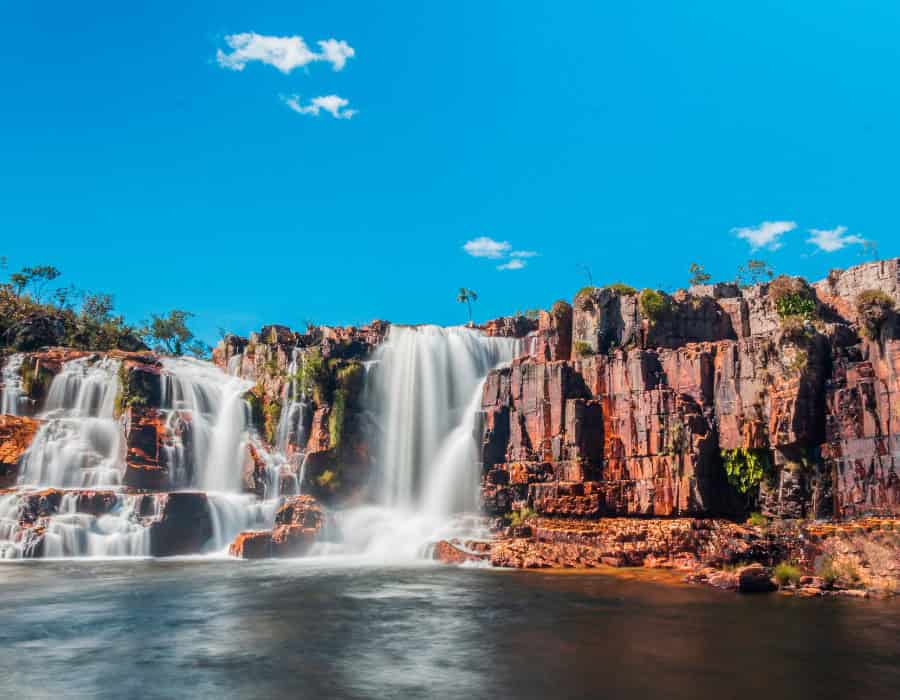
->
[1,560,898,699]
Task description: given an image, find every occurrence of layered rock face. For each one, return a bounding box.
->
[211,321,388,501]
[480,259,900,522]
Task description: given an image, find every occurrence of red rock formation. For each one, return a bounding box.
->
[229,495,325,559]
[481,259,900,521]
[0,415,41,487]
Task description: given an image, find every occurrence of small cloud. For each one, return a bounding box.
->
[317,39,355,71]
[497,259,526,271]
[732,220,797,251]
[281,94,356,119]
[463,236,511,259]
[806,226,866,253]
[216,32,355,73]
[510,250,538,258]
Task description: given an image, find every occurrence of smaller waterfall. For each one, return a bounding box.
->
[0,491,152,559]
[207,492,278,552]
[19,357,124,488]
[1,353,27,416]
[160,357,254,493]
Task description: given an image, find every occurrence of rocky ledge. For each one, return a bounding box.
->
[230,495,326,559]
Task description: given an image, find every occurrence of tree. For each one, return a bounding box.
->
[688,262,711,286]
[456,288,478,325]
[577,263,593,287]
[9,265,61,301]
[737,259,774,287]
[142,309,208,357]
[861,240,879,261]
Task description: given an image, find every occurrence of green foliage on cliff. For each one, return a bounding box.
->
[769,276,816,320]
[328,362,364,450]
[0,262,207,354]
[773,562,801,588]
[722,448,771,494]
[638,289,672,325]
[317,469,340,491]
[574,340,595,358]
[856,289,895,339]
[263,398,282,445]
[507,507,536,528]
[19,360,53,403]
[297,349,331,404]
[605,282,637,296]
[113,362,149,418]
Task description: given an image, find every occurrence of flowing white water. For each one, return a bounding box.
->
[18,357,124,487]
[1,353,27,416]
[323,325,518,562]
[160,357,255,493]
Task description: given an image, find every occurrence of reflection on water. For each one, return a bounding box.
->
[0,561,898,699]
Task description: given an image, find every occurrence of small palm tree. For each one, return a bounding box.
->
[456,288,478,325]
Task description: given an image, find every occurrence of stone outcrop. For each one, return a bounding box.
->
[480,259,900,522]
[0,415,41,487]
[212,321,388,501]
[229,495,325,559]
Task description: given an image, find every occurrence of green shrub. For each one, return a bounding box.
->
[747,512,768,527]
[296,348,331,404]
[574,340,595,358]
[317,469,340,491]
[773,562,801,588]
[606,282,637,296]
[639,289,672,324]
[263,398,281,444]
[856,289,895,339]
[818,557,840,587]
[551,300,572,320]
[768,275,816,319]
[507,507,536,528]
[722,448,771,494]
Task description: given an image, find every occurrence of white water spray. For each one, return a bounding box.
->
[1,353,27,416]
[19,357,124,488]
[325,325,518,561]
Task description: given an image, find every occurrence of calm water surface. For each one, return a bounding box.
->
[1,559,898,699]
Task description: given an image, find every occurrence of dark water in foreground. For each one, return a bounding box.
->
[1,560,898,700]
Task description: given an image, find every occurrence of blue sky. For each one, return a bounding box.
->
[2,1,898,342]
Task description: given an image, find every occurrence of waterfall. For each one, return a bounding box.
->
[19,357,124,488]
[368,325,518,512]
[325,325,518,561]
[1,353,26,416]
[160,357,254,493]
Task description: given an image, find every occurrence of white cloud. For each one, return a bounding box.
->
[732,220,797,251]
[317,39,355,71]
[510,250,538,258]
[281,94,356,119]
[463,236,511,259]
[217,33,355,73]
[806,226,866,253]
[497,259,526,271]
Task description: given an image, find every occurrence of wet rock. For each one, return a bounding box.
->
[737,564,776,593]
[0,415,41,488]
[432,539,490,565]
[229,495,326,560]
[148,492,213,557]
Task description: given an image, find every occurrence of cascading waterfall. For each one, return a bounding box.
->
[3,355,280,560]
[160,357,276,546]
[161,357,255,493]
[1,353,27,416]
[325,325,518,561]
[18,356,124,488]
